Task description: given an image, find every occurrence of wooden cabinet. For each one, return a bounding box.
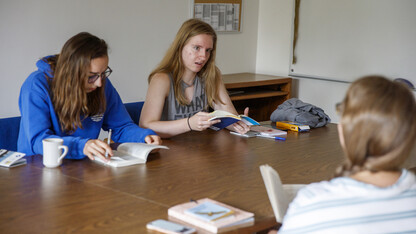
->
[222,73,292,121]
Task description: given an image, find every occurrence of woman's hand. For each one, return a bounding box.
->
[84,139,113,161]
[228,107,250,134]
[188,112,220,131]
[145,135,162,145]
[230,121,250,134]
[145,135,163,153]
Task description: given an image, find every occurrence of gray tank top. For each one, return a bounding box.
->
[161,74,208,120]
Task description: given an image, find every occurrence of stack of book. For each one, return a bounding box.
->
[168,198,254,233]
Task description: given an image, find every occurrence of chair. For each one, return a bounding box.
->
[124,102,144,124]
[0,116,21,151]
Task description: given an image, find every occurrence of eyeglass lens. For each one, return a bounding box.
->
[88,67,112,83]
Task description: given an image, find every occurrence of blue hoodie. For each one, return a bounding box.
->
[18,57,156,159]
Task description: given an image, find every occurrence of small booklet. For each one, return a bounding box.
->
[250,125,287,137]
[93,143,169,167]
[208,110,260,131]
[259,164,305,223]
[168,198,254,233]
[0,149,26,168]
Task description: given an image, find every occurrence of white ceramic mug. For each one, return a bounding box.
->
[42,138,68,168]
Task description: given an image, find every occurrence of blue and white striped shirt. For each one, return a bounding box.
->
[279,169,416,233]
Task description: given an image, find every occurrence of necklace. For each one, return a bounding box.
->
[181,79,195,89]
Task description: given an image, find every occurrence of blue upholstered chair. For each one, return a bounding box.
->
[124,101,144,125]
[0,116,21,151]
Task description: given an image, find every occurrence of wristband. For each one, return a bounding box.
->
[187,117,193,131]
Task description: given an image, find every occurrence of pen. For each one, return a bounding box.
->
[105,129,112,158]
[256,134,286,141]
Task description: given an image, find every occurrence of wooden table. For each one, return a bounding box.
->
[0,123,344,233]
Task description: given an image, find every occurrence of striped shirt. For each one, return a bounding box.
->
[279,169,416,233]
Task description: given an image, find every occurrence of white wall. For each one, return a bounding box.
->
[0,0,259,118]
[256,0,349,123]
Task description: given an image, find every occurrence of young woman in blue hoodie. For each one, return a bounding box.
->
[18,32,161,161]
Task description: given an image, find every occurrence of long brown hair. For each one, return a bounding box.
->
[148,19,223,107]
[47,32,108,132]
[336,75,416,176]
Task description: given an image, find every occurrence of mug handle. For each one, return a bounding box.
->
[57,145,68,163]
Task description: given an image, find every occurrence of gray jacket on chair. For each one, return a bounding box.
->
[270,98,331,128]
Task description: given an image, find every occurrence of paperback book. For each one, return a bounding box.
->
[168,198,254,233]
[93,143,168,167]
[208,110,259,131]
[0,149,26,168]
[260,164,305,223]
[275,121,310,132]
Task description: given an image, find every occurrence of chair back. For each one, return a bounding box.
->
[124,102,144,124]
[0,116,21,151]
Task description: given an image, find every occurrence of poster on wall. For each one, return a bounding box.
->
[193,0,242,32]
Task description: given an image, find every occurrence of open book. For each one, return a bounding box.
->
[0,149,26,167]
[168,198,254,233]
[259,164,305,223]
[0,149,26,168]
[208,110,259,131]
[93,143,168,167]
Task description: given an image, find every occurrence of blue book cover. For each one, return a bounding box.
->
[208,110,259,131]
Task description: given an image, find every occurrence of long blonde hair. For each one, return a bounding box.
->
[336,75,416,176]
[148,19,223,107]
[47,32,108,132]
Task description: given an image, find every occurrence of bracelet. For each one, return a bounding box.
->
[187,117,193,131]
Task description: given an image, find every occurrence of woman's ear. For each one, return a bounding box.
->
[338,123,346,150]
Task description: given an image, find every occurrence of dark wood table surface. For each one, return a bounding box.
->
[0,123,344,233]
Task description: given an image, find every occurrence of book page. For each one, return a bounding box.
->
[117,143,168,161]
[282,184,305,202]
[94,143,168,167]
[260,164,289,223]
[208,110,239,120]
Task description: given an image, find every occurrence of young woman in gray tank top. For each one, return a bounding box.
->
[140,19,250,138]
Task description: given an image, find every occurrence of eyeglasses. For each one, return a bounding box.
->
[88,66,112,84]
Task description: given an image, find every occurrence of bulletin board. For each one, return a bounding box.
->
[193,0,242,32]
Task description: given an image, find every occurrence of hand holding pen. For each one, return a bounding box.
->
[83,129,113,161]
[105,129,112,158]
